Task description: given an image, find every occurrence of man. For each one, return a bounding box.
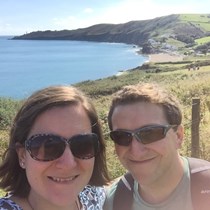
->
[104,83,210,210]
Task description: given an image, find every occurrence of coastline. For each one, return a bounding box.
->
[0,38,142,99]
[116,52,184,76]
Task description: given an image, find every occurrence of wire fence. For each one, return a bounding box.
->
[181,98,210,160]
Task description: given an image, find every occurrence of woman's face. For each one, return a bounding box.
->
[17,105,95,208]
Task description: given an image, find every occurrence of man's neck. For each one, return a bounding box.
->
[138,156,184,204]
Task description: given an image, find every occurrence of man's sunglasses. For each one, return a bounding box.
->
[110,124,177,146]
[25,133,99,161]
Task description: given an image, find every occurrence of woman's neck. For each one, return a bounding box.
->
[27,195,80,210]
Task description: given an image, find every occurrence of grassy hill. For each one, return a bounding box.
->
[12,14,210,55]
[180,14,210,31]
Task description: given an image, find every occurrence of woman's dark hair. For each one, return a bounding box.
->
[0,85,110,197]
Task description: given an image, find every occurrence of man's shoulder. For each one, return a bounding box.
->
[105,177,120,198]
[104,177,122,210]
[187,157,210,165]
[186,157,210,210]
[187,157,210,174]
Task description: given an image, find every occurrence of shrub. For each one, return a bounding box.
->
[0,98,21,129]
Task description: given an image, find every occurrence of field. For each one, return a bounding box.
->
[1,57,210,180]
[195,36,210,45]
[180,14,210,31]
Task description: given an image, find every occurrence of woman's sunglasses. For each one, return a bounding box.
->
[110,124,177,146]
[25,133,99,161]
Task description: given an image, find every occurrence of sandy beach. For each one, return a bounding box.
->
[116,52,184,76]
[148,53,184,63]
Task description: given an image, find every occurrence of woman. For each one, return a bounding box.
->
[0,85,110,210]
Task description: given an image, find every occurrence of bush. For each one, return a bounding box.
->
[176,34,195,44]
[0,98,21,129]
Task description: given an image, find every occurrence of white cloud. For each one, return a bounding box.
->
[96,0,190,23]
[86,0,210,25]
[83,8,93,14]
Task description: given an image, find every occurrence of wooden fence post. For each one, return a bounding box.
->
[191,98,200,158]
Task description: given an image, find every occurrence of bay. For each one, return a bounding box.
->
[0,36,148,99]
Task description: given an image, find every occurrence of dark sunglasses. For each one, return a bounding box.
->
[110,124,178,146]
[25,133,99,161]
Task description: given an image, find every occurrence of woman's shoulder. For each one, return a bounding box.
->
[79,185,106,210]
[0,197,23,210]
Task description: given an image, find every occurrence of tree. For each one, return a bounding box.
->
[141,42,153,54]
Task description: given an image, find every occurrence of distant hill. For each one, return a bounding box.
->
[12,14,210,54]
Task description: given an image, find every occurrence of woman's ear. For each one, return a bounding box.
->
[16,142,26,169]
[175,125,184,149]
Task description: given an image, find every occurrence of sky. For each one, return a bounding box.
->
[0,0,210,36]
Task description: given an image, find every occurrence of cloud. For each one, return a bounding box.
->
[45,0,210,31]
[83,8,93,14]
[97,0,179,23]
[52,1,162,30]
[92,0,210,24]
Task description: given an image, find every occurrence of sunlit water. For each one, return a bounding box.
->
[0,36,148,99]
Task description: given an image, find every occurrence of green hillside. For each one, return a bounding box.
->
[180,14,210,31]
[12,14,210,56]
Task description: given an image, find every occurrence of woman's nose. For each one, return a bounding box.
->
[55,146,77,168]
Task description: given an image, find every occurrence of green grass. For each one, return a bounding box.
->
[180,14,210,22]
[166,38,186,48]
[180,14,210,31]
[195,36,210,45]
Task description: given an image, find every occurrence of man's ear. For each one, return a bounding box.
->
[175,125,184,149]
[16,142,26,168]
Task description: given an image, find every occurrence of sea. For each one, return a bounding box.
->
[0,36,148,99]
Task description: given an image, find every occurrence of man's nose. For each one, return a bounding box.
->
[129,135,147,153]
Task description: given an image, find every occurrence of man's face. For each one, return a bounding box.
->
[111,102,183,186]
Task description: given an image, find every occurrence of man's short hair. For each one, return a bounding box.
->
[108,82,182,130]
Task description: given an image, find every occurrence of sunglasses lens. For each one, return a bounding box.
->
[110,131,132,146]
[27,135,66,161]
[138,126,165,144]
[26,133,99,161]
[70,133,99,159]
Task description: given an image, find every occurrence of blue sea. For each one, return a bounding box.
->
[0,36,148,99]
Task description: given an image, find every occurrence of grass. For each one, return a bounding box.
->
[195,36,210,45]
[180,14,210,22]
[180,14,210,30]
